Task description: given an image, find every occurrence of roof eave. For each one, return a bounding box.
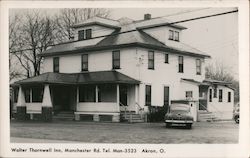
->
[72,22,121,29]
[40,42,210,58]
[137,23,187,30]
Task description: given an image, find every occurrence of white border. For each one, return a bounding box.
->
[0,1,249,158]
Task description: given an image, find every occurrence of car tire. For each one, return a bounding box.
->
[234,115,239,124]
[186,123,192,129]
[166,123,171,128]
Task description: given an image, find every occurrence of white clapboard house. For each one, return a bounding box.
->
[11,14,234,122]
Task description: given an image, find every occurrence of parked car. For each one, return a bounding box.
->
[164,103,193,129]
[233,103,239,124]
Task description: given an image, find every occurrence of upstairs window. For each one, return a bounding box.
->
[86,29,92,39]
[169,30,180,41]
[148,51,154,69]
[178,56,184,73]
[81,54,88,71]
[219,89,223,102]
[228,92,231,102]
[165,54,169,63]
[196,59,201,75]
[174,31,179,41]
[53,57,59,73]
[78,30,85,41]
[169,30,174,40]
[145,85,151,106]
[112,50,120,69]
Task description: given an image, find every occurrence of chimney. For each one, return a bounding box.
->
[144,14,151,20]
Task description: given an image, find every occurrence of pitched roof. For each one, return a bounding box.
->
[13,71,140,85]
[41,16,210,58]
[203,79,232,85]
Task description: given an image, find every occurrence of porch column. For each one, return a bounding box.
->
[16,86,27,120]
[95,85,98,102]
[117,84,120,107]
[135,85,139,114]
[41,84,52,122]
[75,86,80,121]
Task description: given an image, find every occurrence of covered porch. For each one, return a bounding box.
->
[11,71,140,122]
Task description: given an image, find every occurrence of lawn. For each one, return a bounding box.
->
[10,120,238,144]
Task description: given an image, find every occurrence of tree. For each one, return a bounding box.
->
[55,8,110,42]
[9,8,111,80]
[205,62,239,103]
[9,10,57,78]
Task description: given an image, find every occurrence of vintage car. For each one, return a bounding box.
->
[164,103,193,129]
[233,103,239,124]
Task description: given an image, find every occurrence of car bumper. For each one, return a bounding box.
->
[165,120,193,123]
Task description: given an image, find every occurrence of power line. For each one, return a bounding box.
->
[9,9,238,54]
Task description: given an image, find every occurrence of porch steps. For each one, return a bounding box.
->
[198,111,218,122]
[120,111,144,123]
[53,111,75,121]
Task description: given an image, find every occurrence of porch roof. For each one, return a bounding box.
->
[13,71,140,85]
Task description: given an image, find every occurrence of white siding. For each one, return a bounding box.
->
[42,47,206,111]
[207,85,234,119]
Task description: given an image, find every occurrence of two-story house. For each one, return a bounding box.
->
[11,14,234,122]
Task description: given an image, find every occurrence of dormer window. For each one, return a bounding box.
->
[174,31,179,41]
[78,30,85,41]
[78,29,92,41]
[169,30,179,41]
[169,30,174,40]
[86,29,92,39]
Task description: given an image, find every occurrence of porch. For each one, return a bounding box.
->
[11,71,141,122]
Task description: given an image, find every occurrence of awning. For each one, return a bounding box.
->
[13,71,140,86]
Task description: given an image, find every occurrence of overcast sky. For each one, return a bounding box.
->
[110,8,238,80]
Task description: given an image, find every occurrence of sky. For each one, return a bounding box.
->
[110,8,239,80]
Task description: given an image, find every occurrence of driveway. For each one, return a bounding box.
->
[10,120,238,144]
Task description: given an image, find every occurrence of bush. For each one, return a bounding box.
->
[147,105,168,122]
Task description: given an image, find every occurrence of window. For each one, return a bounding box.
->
[32,87,43,103]
[85,29,92,39]
[78,30,85,40]
[228,92,231,102]
[81,54,88,71]
[165,54,169,63]
[169,30,174,40]
[219,89,223,102]
[169,30,180,41]
[174,31,179,41]
[53,57,59,73]
[214,86,217,98]
[148,51,154,69]
[79,85,96,102]
[112,50,120,69]
[145,85,151,106]
[196,59,201,75]
[178,56,184,73]
[24,88,31,103]
[186,91,193,99]
[13,87,19,103]
[209,89,212,102]
[98,84,116,102]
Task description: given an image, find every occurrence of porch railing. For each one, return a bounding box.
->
[135,102,144,120]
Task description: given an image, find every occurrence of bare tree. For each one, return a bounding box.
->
[10,10,57,78]
[55,8,110,42]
